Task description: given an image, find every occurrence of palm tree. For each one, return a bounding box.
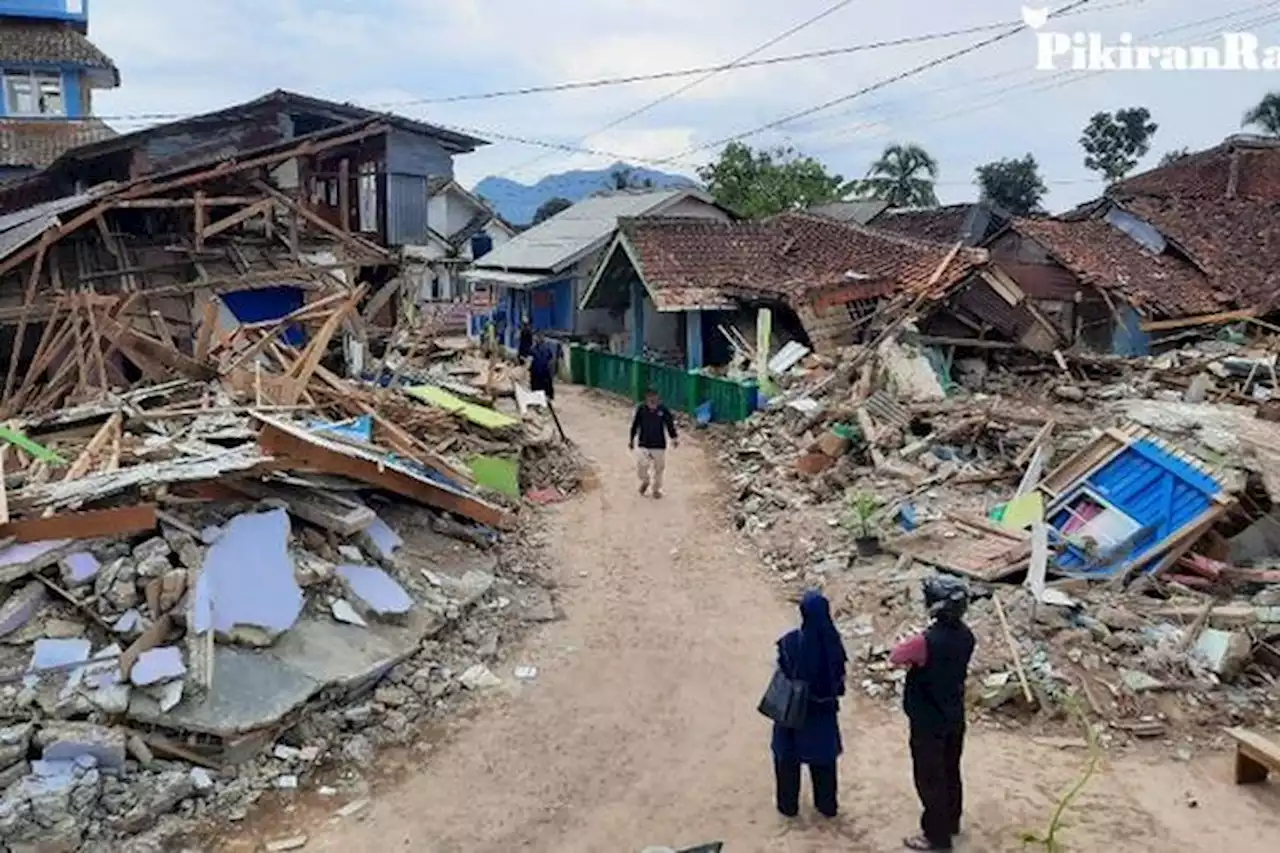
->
[1243,92,1280,135]
[856,143,940,207]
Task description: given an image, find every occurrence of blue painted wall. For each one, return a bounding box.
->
[1112,304,1150,356]
[685,309,703,369]
[221,286,307,346]
[0,0,88,23]
[1050,438,1223,576]
[529,278,573,332]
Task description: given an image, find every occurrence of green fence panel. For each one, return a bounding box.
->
[568,344,586,384]
[591,351,634,399]
[643,362,694,415]
[699,375,757,423]
[574,348,757,423]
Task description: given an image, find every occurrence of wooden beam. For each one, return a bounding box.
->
[0,503,158,542]
[256,417,514,530]
[194,299,218,364]
[99,317,216,381]
[253,180,390,259]
[62,412,121,481]
[0,446,8,525]
[338,158,351,232]
[199,198,272,241]
[193,190,206,252]
[112,196,264,209]
[282,288,364,405]
[3,240,48,401]
[119,121,389,202]
[1141,308,1257,333]
[84,293,109,391]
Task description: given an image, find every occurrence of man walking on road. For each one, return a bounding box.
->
[629,387,677,498]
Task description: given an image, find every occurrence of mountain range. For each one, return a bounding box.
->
[474,162,697,225]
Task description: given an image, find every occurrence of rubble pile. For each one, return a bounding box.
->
[714,322,1280,747]
[0,340,581,849]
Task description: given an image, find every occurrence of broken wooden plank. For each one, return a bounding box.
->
[198,198,272,240]
[0,504,158,542]
[228,480,374,535]
[254,415,513,530]
[120,613,174,681]
[62,412,122,481]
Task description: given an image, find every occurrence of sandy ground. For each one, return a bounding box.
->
[218,387,1280,853]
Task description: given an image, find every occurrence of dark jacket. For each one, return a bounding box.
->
[903,620,974,733]
[771,591,846,765]
[630,404,677,449]
[529,341,557,380]
[518,326,534,357]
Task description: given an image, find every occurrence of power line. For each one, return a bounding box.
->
[89,0,1135,128]
[651,0,1102,164]
[494,0,861,178]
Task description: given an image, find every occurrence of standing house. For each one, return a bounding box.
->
[461,188,732,349]
[0,0,118,181]
[405,178,513,318]
[580,213,993,369]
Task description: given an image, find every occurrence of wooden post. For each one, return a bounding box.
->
[4,242,48,401]
[338,159,351,233]
[193,191,206,252]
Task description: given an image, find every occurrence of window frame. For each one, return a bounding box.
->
[3,70,67,117]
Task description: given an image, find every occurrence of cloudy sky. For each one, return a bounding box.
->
[88,0,1280,212]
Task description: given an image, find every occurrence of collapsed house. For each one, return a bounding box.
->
[0,93,583,850]
[578,212,1045,370]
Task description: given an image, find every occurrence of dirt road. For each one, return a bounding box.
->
[226,387,1280,853]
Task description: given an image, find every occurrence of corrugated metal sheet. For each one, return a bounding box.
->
[386,173,429,246]
[385,128,453,178]
[0,188,99,261]
[472,189,710,273]
[953,280,1031,337]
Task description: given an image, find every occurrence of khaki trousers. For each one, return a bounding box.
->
[635,448,666,492]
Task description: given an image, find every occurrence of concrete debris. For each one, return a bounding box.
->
[336,564,414,620]
[36,723,126,770]
[192,509,304,642]
[329,599,368,627]
[264,836,309,852]
[130,647,186,687]
[459,664,502,690]
[0,581,48,638]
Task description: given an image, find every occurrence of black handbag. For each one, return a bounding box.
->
[757,650,808,729]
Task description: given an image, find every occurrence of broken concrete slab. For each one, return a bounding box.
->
[336,564,413,619]
[126,612,442,738]
[0,721,33,768]
[128,644,319,736]
[1194,628,1252,678]
[191,508,303,642]
[25,638,92,687]
[0,539,74,585]
[425,568,494,609]
[58,553,101,588]
[330,599,367,628]
[36,723,126,770]
[361,514,402,562]
[130,647,186,687]
[0,581,47,638]
[459,664,501,690]
[112,609,142,635]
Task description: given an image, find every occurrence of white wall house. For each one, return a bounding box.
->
[404,179,515,308]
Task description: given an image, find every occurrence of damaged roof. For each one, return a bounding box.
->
[0,19,118,79]
[872,202,1010,246]
[469,188,723,276]
[594,212,987,311]
[1007,217,1221,317]
[1111,134,1280,201]
[0,118,116,169]
[807,199,889,225]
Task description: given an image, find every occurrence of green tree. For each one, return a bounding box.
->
[974,154,1047,216]
[1243,92,1280,135]
[532,196,573,225]
[855,143,939,207]
[609,165,654,190]
[1159,148,1190,167]
[696,141,849,218]
[1080,107,1158,183]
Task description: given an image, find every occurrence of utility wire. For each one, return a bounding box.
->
[651,0,1101,163]
[90,0,1137,128]
[494,0,861,178]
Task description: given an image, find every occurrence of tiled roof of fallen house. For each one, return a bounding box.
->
[807,199,889,225]
[872,204,974,242]
[0,118,117,169]
[1117,195,1280,312]
[613,212,986,310]
[1111,134,1280,201]
[0,19,118,76]
[1008,217,1223,316]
